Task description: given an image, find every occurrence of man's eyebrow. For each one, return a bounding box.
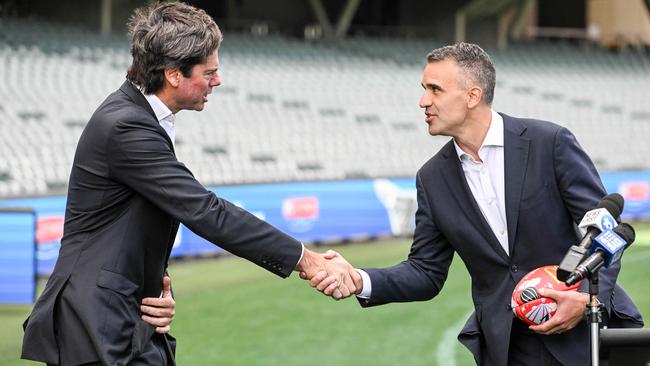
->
[421,82,442,90]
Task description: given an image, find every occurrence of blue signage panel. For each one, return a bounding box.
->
[0,172,648,276]
[170,179,399,257]
[0,210,36,304]
[601,171,650,220]
[0,196,66,275]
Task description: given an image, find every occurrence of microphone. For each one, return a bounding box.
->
[565,223,635,286]
[556,193,623,281]
[576,193,622,235]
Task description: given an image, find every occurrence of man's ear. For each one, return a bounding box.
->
[164,68,181,88]
[467,86,483,109]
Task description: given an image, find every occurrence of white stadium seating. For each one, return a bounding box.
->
[1,18,649,198]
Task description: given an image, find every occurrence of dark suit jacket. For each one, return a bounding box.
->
[359,114,644,365]
[21,81,303,365]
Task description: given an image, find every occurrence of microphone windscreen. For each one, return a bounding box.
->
[613,223,635,244]
[601,193,624,217]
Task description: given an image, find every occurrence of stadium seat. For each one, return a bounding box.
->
[0,18,649,198]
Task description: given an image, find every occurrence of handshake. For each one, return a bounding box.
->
[295,249,362,300]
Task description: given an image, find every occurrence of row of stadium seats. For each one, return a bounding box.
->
[0,18,649,198]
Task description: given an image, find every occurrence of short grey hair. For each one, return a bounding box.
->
[126,1,222,94]
[426,42,496,105]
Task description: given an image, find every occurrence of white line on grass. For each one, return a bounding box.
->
[436,310,473,366]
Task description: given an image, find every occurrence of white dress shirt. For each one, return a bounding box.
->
[141,92,176,146]
[453,109,508,254]
[357,110,507,299]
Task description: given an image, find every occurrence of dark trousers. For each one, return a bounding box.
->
[508,319,564,366]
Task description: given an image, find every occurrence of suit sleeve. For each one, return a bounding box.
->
[359,172,454,307]
[552,126,618,312]
[106,119,302,278]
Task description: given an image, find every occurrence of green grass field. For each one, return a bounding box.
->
[2,224,650,366]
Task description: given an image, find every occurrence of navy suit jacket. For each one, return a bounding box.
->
[21,81,303,365]
[359,114,643,365]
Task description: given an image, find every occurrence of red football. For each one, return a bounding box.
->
[511,265,580,325]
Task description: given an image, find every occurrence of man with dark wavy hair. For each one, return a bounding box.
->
[21,2,356,365]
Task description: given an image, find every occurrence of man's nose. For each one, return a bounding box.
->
[210,75,221,87]
[419,92,431,109]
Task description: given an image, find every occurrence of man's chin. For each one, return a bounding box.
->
[190,103,205,111]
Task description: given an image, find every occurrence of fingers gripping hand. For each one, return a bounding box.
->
[303,250,339,284]
[323,250,338,260]
[529,288,588,335]
[297,249,359,300]
[306,250,356,300]
[322,250,357,297]
[141,276,176,334]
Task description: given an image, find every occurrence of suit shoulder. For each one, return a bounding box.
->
[94,91,152,122]
[77,89,161,151]
[501,113,567,137]
[417,139,455,176]
[86,90,157,135]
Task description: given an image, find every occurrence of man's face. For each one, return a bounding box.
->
[418,59,471,137]
[175,50,221,112]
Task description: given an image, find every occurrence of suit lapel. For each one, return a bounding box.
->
[119,81,176,154]
[439,141,509,261]
[502,114,530,255]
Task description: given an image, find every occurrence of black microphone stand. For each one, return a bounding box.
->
[585,267,603,366]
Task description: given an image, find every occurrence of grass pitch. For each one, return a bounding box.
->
[2,224,649,365]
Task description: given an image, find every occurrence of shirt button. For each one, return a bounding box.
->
[511,265,519,273]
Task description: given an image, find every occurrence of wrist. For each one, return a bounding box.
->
[353,269,363,295]
[295,248,317,272]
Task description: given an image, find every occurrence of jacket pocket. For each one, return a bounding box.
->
[95,269,141,365]
[96,269,138,297]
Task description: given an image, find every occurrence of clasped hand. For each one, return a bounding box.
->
[140,276,176,334]
[529,288,589,335]
[296,249,361,300]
